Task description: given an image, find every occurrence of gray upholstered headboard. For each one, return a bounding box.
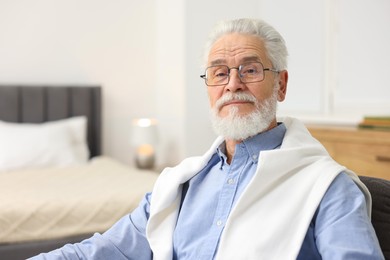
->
[0,85,102,157]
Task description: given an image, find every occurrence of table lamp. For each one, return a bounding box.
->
[131,118,158,169]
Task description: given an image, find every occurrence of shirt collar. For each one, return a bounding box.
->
[217,123,286,166]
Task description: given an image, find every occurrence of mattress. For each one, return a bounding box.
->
[0,157,158,244]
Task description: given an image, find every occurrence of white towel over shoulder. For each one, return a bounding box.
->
[146,117,371,260]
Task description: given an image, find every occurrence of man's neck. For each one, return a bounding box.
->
[224,120,278,164]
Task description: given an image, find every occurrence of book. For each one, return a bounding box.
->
[358,116,390,130]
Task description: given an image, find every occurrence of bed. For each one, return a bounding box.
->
[0,85,158,259]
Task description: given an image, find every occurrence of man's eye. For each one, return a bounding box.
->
[215,72,228,77]
[213,68,228,78]
[242,68,258,75]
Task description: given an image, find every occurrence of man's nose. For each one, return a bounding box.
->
[225,69,244,92]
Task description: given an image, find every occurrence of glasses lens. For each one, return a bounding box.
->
[206,65,229,86]
[239,62,264,83]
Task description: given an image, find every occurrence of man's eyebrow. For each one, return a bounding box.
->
[209,56,262,66]
[209,59,226,66]
[241,56,262,63]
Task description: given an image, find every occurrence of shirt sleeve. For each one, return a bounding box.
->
[28,193,153,260]
[315,173,384,260]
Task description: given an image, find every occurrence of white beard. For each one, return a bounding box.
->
[210,88,278,141]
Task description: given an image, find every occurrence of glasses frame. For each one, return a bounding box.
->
[200,62,279,86]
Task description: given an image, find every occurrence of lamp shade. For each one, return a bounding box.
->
[130,118,158,147]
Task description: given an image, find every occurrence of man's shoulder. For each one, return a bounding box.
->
[320,172,366,208]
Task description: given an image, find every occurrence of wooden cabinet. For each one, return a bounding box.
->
[308,126,390,180]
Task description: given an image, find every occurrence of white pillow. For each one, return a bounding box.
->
[0,116,89,172]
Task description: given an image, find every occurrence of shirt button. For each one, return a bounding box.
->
[216,220,223,226]
[252,154,258,160]
[227,178,235,185]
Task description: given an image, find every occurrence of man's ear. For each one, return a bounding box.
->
[277,70,288,102]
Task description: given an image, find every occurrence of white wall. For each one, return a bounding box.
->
[155,0,186,166]
[334,0,390,115]
[1,0,389,166]
[267,0,390,119]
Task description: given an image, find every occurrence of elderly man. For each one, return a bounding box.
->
[31,18,384,260]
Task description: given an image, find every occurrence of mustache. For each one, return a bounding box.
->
[214,92,257,110]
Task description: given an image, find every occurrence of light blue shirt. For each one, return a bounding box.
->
[31,123,384,260]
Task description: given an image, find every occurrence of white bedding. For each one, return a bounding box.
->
[0,156,158,243]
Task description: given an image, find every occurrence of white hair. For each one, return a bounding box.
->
[203,18,288,71]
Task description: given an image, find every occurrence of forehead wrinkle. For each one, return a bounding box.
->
[207,34,268,67]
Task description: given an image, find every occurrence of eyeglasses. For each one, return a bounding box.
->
[200,62,279,86]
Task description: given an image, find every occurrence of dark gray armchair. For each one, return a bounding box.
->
[360,176,390,259]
